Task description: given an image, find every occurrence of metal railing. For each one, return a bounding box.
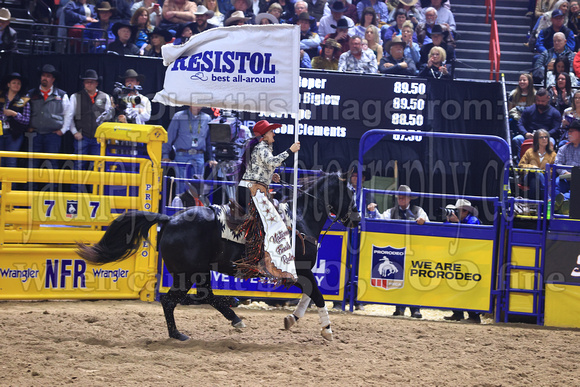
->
[486,0,501,81]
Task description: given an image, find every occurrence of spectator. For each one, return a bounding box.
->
[266,0,293,23]
[288,1,318,33]
[546,56,577,88]
[66,69,113,172]
[131,0,163,27]
[305,0,330,22]
[0,73,30,167]
[508,73,536,138]
[255,12,279,24]
[107,22,140,55]
[162,106,218,178]
[174,22,195,44]
[381,8,410,42]
[388,0,422,26]
[443,199,482,323]
[250,0,270,19]
[334,0,358,25]
[325,18,351,53]
[192,5,218,33]
[418,46,452,79]
[338,35,377,73]
[401,21,420,70]
[518,129,556,200]
[425,0,455,37]
[160,0,197,32]
[379,36,416,75]
[224,10,251,25]
[367,184,427,319]
[224,0,256,25]
[298,12,321,59]
[515,88,561,157]
[356,0,390,25]
[561,89,580,145]
[351,7,378,40]
[554,120,580,213]
[568,0,580,36]
[266,2,286,23]
[416,6,453,45]
[534,32,575,84]
[419,24,454,66]
[365,25,383,61]
[97,0,133,23]
[27,64,70,173]
[64,0,98,27]
[204,0,224,26]
[536,9,575,53]
[319,0,354,37]
[300,50,312,68]
[0,8,17,52]
[84,2,116,53]
[549,72,572,114]
[116,69,151,125]
[536,0,560,19]
[536,0,570,33]
[312,38,341,70]
[131,7,154,52]
[143,27,172,57]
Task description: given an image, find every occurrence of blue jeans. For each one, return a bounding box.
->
[0,133,24,167]
[30,131,62,169]
[555,175,571,200]
[74,137,101,170]
[525,171,546,200]
[174,151,204,178]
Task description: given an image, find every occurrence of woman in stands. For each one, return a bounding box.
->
[311,38,341,70]
[131,7,154,54]
[387,0,421,26]
[365,25,383,61]
[549,72,573,114]
[418,46,451,79]
[508,73,536,138]
[351,7,378,40]
[143,27,172,57]
[546,56,577,88]
[0,73,30,168]
[518,129,556,199]
[204,0,224,26]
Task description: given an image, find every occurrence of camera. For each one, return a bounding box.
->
[441,207,458,218]
[112,82,142,122]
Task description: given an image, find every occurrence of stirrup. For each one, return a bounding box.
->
[284,314,297,330]
[321,325,333,341]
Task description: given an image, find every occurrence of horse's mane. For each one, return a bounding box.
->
[297,172,327,195]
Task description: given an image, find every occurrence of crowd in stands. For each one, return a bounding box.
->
[0,0,457,77]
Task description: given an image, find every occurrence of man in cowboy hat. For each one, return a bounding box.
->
[193,5,218,34]
[107,21,140,55]
[224,0,256,24]
[338,35,377,73]
[162,106,218,177]
[115,69,150,125]
[443,198,482,323]
[84,1,116,53]
[26,64,70,177]
[65,69,113,173]
[419,23,455,65]
[379,36,416,75]
[367,184,428,318]
[319,0,354,37]
[289,1,318,32]
[0,8,17,52]
[325,18,351,53]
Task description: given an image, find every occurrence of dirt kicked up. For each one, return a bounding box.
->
[0,300,578,386]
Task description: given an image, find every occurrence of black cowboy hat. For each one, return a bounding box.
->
[430,24,444,35]
[330,0,347,13]
[112,21,137,39]
[39,64,60,79]
[79,69,101,82]
[148,26,173,42]
[118,68,145,83]
[176,22,196,38]
[330,18,350,29]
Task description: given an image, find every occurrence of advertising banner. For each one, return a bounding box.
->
[358,231,494,311]
[153,24,300,115]
[158,231,349,300]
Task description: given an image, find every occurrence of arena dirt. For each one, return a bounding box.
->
[0,300,578,386]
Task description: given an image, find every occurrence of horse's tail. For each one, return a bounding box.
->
[76,211,170,265]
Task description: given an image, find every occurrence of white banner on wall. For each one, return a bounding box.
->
[153,24,300,115]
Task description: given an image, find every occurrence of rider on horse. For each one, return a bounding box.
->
[235,120,301,286]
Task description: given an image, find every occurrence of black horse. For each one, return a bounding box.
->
[77,171,360,341]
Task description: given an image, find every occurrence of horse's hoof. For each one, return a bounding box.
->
[321,326,333,341]
[170,332,190,341]
[284,314,297,330]
[232,319,246,329]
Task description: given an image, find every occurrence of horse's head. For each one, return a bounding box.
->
[324,171,361,228]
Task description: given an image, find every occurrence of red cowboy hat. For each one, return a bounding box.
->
[253,120,282,136]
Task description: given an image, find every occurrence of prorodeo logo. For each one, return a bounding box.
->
[171,51,277,84]
[371,245,405,290]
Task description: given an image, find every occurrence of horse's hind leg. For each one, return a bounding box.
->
[196,273,245,328]
[160,275,194,341]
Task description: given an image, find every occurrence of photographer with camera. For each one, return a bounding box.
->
[114,69,151,125]
[443,198,482,323]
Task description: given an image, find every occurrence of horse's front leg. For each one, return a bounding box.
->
[196,273,245,328]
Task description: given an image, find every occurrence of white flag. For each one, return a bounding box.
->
[153,24,300,115]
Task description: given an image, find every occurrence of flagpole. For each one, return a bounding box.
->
[291,26,300,268]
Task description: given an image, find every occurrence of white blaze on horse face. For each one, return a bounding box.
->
[572,254,580,277]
